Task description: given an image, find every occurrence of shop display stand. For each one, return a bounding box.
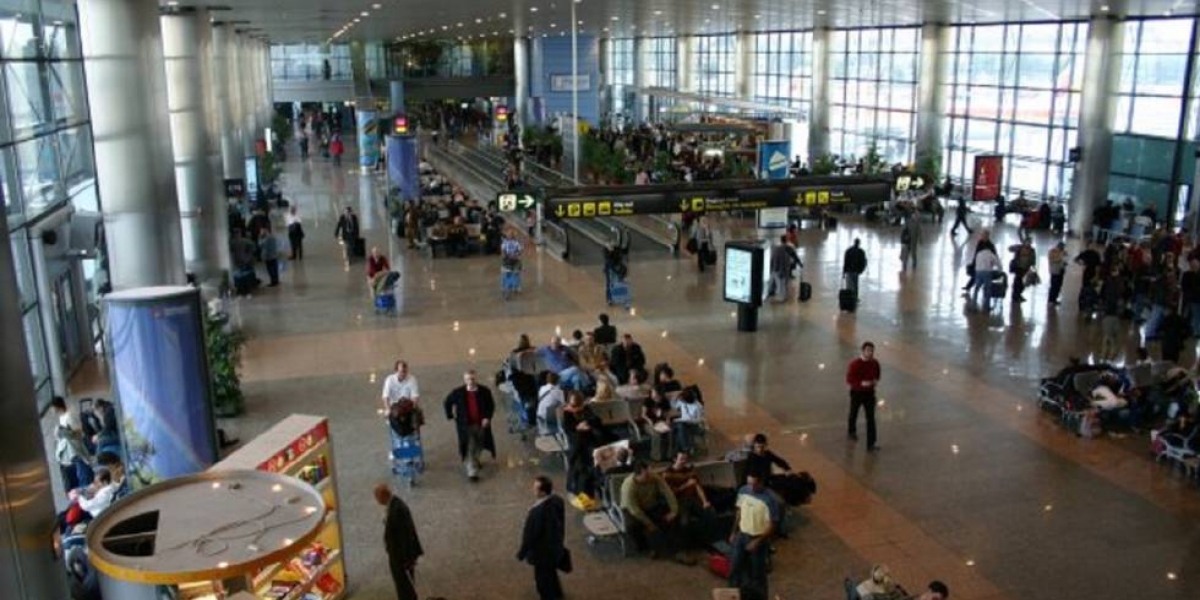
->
[211,415,348,600]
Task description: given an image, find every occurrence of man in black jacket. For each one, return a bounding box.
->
[334,206,360,257]
[842,238,868,295]
[517,476,567,600]
[444,370,496,481]
[375,484,423,600]
[593,313,617,345]
[609,334,646,384]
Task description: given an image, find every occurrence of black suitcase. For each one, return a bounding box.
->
[839,288,857,312]
[799,281,812,302]
[352,237,366,257]
[825,216,838,229]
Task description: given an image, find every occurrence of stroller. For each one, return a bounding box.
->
[374,271,401,315]
[388,400,425,486]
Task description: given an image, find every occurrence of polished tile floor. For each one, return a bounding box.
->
[106,147,1200,599]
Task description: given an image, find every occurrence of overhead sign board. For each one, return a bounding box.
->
[542,176,891,219]
[497,191,538,212]
[550,73,591,92]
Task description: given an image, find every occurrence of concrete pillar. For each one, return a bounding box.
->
[915,23,948,175]
[677,36,694,93]
[809,28,832,161]
[236,32,256,154]
[632,37,648,123]
[211,23,244,180]
[0,222,68,600]
[736,31,753,102]
[514,36,530,128]
[162,8,227,291]
[1070,17,1122,236]
[78,0,185,289]
[389,80,405,114]
[259,40,274,135]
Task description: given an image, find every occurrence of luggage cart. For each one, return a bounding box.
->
[374,271,401,315]
[607,279,632,309]
[390,430,425,487]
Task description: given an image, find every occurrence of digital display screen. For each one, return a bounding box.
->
[724,247,754,304]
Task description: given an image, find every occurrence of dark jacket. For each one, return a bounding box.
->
[843,246,867,274]
[517,494,566,567]
[443,385,497,460]
[334,213,359,241]
[609,342,646,383]
[384,495,424,566]
[593,324,618,345]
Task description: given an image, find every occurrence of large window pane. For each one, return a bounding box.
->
[10,230,34,309]
[5,61,49,134]
[1129,95,1184,137]
[0,8,41,60]
[15,134,61,211]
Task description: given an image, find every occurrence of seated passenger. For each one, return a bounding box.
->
[856,564,898,599]
[576,331,605,370]
[591,358,620,391]
[536,373,565,436]
[446,216,469,257]
[594,444,634,475]
[653,364,683,397]
[538,336,577,374]
[671,387,705,455]
[590,377,617,404]
[643,388,675,462]
[609,334,646,384]
[563,392,613,496]
[619,461,694,565]
[70,469,118,518]
[662,451,712,513]
[616,368,651,403]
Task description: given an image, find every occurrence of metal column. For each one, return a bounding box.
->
[1070,16,1122,236]
[915,23,948,175]
[735,31,753,102]
[162,8,227,292]
[211,23,244,180]
[514,36,530,128]
[808,28,832,162]
[78,0,185,289]
[632,36,647,123]
[677,37,694,93]
[0,220,68,600]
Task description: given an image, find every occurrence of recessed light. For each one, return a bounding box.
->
[499,12,507,18]
[711,3,719,9]
[353,18,361,22]
[550,23,556,28]
[578,20,583,25]
[457,22,463,27]
[654,10,663,16]
[360,11,369,16]
[818,10,826,15]
[754,14,761,19]
[372,3,382,8]
[475,18,482,24]
[611,16,619,21]
[530,6,539,12]
[1100,4,1109,10]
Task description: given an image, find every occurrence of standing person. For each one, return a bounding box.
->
[443,370,496,481]
[972,244,1003,312]
[298,130,309,158]
[593,313,617,346]
[286,206,305,260]
[728,472,780,600]
[950,197,973,236]
[375,484,423,600]
[1008,238,1037,303]
[52,397,92,491]
[769,235,802,302]
[259,228,280,287]
[1047,241,1067,306]
[329,134,345,166]
[842,238,868,295]
[692,216,714,272]
[900,212,922,271]
[961,230,998,296]
[846,341,882,452]
[517,476,567,600]
[381,360,420,411]
[335,206,360,254]
[1182,257,1200,337]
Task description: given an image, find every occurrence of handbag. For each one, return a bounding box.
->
[557,548,573,573]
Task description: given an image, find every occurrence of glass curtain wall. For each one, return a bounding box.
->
[606,37,634,115]
[751,31,812,112]
[2,0,98,412]
[941,22,1087,200]
[828,27,920,164]
[646,36,677,89]
[270,43,352,80]
[694,34,737,98]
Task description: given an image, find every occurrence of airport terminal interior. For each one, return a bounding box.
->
[5,1,1200,600]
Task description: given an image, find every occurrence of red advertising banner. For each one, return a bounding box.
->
[973,154,1003,201]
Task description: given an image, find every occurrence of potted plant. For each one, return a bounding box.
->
[205,311,245,418]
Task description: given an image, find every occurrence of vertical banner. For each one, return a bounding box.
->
[105,286,217,489]
[973,154,1004,201]
[758,140,792,180]
[357,109,379,169]
[387,135,420,202]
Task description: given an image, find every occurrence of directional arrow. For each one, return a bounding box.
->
[679,198,689,212]
[554,204,565,217]
[517,194,536,209]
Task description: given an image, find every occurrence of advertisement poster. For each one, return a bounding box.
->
[724,247,754,304]
[387,135,420,201]
[106,288,217,489]
[758,140,792,180]
[973,154,1004,201]
[357,110,379,169]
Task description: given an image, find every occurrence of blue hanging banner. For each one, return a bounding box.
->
[757,140,792,180]
[105,286,217,489]
[388,135,420,202]
[357,110,379,168]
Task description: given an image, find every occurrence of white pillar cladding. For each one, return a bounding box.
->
[808,28,832,161]
[514,36,530,127]
[915,23,948,173]
[162,7,228,291]
[78,0,185,289]
[1070,16,1122,236]
[677,36,694,93]
[736,30,753,101]
[262,40,275,128]
[632,36,647,123]
[236,32,256,154]
[212,23,245,179]
[254,39,271,137]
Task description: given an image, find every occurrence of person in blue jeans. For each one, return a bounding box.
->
[729,472,780,600]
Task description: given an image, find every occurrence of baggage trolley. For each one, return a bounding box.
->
[390,430,425,487]
[374,271,401,315]
[986,271,1008,312]
[607,278,632,309]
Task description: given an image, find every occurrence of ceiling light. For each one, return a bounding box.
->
[353,18,361,23]
[1100,4,1109,11]
[818,10,827,15]
[530,6,538,12]
[611,16,619,21]
[754,14,761,19]
[166,0,179,6]
[550,23,556,28]
[441,25,448,30]
[372,3,382,8]
[711,3,720,9]
[578,20,583,25]
[499,12,507,18]
[654,10,662,16]
[457,22,463,27]
[360,11,369,16]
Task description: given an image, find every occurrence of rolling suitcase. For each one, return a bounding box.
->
[799,281,812,302]
[352,236,366,258]
[839,288,857,312]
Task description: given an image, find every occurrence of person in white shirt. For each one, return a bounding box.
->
[972,247,1003,311]
[536,373,565,436]
[381,360,420,411]
[671,387,706,455]
[72,468,118,517]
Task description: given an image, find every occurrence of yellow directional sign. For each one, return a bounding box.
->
[568,203,581,217]
[554,204,565,217]
[598,201,612,216]
[582,202,596,217]
[805,191,817,205]
[818,191,830,204]
[691,197,706,212]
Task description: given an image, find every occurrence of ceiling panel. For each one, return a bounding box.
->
[181,0,1200,43]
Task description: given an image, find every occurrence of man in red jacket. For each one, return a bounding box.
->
[846,341,881,452]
